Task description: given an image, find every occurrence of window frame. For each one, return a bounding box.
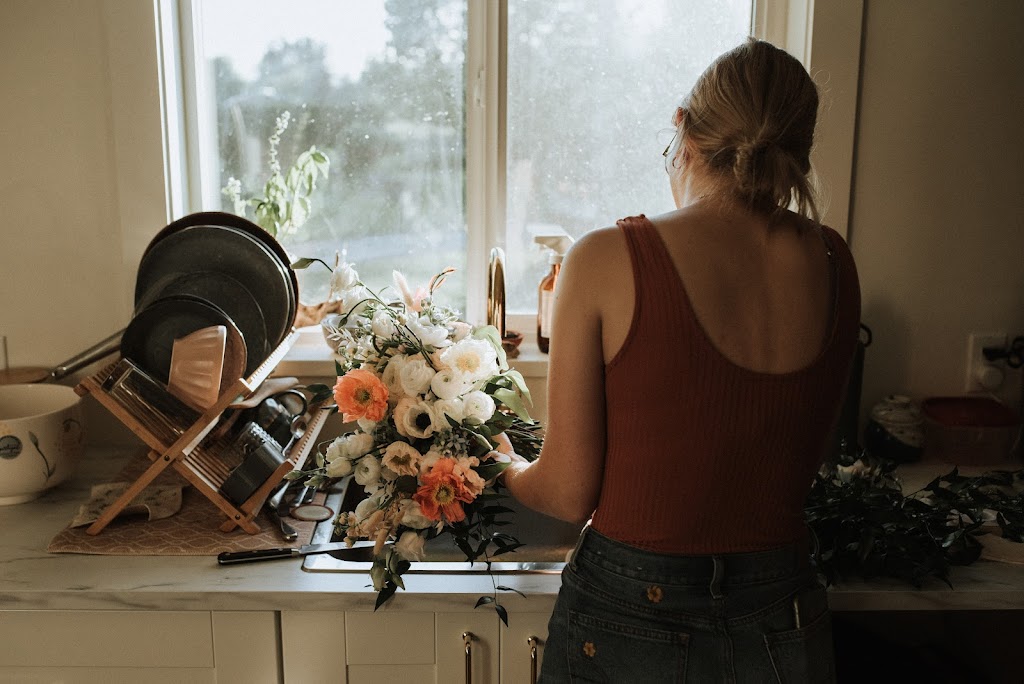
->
[147,0,857,332]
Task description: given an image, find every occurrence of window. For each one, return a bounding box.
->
[171,1,753,321]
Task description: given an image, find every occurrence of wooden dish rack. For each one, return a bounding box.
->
[74,329,330,536]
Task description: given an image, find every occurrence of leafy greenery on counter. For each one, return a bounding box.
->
[805,460,1024,587]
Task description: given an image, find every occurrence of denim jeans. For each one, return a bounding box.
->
[539,526,835,683]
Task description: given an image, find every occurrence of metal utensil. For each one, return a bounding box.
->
[265,480,298,542]
[217,541,376,565]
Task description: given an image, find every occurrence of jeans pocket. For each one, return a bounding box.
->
[567,610,689,683]
[763,608,836,684]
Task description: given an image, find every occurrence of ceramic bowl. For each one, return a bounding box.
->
[0,384,85,505]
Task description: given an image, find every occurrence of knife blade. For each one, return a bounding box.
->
[217,542,376,565]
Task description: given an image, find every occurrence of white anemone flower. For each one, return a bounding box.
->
[393,397,441,439]
[382,355,407,399]
[406,315,450,348]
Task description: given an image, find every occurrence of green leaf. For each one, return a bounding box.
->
[474,595,494,608]
[495,604,509,627]
[493,388,532,421]
[501,369,533,406]
[476,462,510,482]
[473,325,508,370]
[495,585,527,598]
[374,583,398,610]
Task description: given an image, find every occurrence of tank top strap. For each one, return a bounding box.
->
[615,214,687,322]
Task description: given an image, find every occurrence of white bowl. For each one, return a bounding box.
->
[0,384,85,505]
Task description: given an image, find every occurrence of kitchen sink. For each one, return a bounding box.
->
[302,477,582,574]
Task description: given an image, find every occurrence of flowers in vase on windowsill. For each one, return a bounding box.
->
[291,263,542,619]
[221,111,330,240]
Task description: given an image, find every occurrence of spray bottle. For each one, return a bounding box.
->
[533,234,575,354]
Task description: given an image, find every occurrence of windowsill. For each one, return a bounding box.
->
[275,326,551,380]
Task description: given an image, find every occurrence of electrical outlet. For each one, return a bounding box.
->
[964,332,1007,392]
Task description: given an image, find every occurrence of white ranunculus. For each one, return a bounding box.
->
[430,369,470,401]
[433,397,465,423]
[462,390,496,424]
[399,356,436,396]
[398,498,433,529]
[382,355,407,399]
[395,530,427,561]
[354,456,381,488]
[325,455,353,478]
[440,338,498,383]
[327,432,375,461]
[407,315,450,348]
[356,417,377,433]
[393,397,440,439]
[371,309,397,339]
[329,262,360,297]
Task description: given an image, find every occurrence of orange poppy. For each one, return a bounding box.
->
[333,368,389,422]
[413,458,475,523]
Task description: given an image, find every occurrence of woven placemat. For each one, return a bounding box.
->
[47,454,326,556]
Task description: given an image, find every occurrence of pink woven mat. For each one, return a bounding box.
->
[47,455,324,556]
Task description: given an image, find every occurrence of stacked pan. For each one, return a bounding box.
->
[122,212,297,388]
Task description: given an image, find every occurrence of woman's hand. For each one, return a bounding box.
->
[491,431,529,463]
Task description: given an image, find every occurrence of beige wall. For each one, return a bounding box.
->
[851,0,1024,416]
[0,1,127,369]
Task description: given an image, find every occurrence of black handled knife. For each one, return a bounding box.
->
[217,542,376,565]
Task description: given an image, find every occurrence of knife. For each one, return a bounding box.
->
[217,542,376,565]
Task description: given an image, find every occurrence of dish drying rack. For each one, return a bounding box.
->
[74,329,330,536]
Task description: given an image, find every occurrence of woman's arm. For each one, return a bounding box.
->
[502,230,612,524]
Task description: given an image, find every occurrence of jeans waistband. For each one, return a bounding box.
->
[570,525,810,597]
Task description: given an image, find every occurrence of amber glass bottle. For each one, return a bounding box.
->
[536,257,562,353]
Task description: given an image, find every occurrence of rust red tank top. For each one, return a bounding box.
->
[590,215,861,554]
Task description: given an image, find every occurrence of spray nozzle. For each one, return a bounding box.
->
[533,234,575,264]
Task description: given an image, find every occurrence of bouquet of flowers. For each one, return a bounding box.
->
[293,262,542,614]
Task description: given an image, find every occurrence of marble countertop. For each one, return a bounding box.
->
[2,447,1023,614]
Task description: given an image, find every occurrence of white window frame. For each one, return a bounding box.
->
[118,0,861,338]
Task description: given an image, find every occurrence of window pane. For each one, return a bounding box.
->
[505,0,751,312]
[193,0,467,308]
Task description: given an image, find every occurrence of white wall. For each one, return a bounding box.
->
[851,0,1024,415]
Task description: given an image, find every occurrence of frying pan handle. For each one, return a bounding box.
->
[49,328,125,380]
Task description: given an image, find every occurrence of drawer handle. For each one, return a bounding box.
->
[528,635,541,684]
[463,631,475,684]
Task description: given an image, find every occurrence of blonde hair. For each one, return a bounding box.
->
[678,38,820,224]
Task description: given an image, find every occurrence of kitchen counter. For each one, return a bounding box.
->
[2,447,1024,615]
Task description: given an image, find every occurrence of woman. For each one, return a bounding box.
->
[499,38,860,682]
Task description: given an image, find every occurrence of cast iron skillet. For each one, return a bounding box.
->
[141,212,298,332]
[134,224,293,358]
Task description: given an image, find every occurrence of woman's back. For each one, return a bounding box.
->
[587,207,860,553]
[597,204,836,373]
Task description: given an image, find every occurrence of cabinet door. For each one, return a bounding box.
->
[0,610,277,684]
[436,611,499,684]
[500,611,552,684]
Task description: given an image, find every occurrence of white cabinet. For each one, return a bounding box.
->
[0,610,279,684]
[281,607,553,683]
[500,611,550,684]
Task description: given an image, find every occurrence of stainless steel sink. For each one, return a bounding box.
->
[302,477,582,574]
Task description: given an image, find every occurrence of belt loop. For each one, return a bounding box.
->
[709,556,724,599]
[568,521,591,570]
